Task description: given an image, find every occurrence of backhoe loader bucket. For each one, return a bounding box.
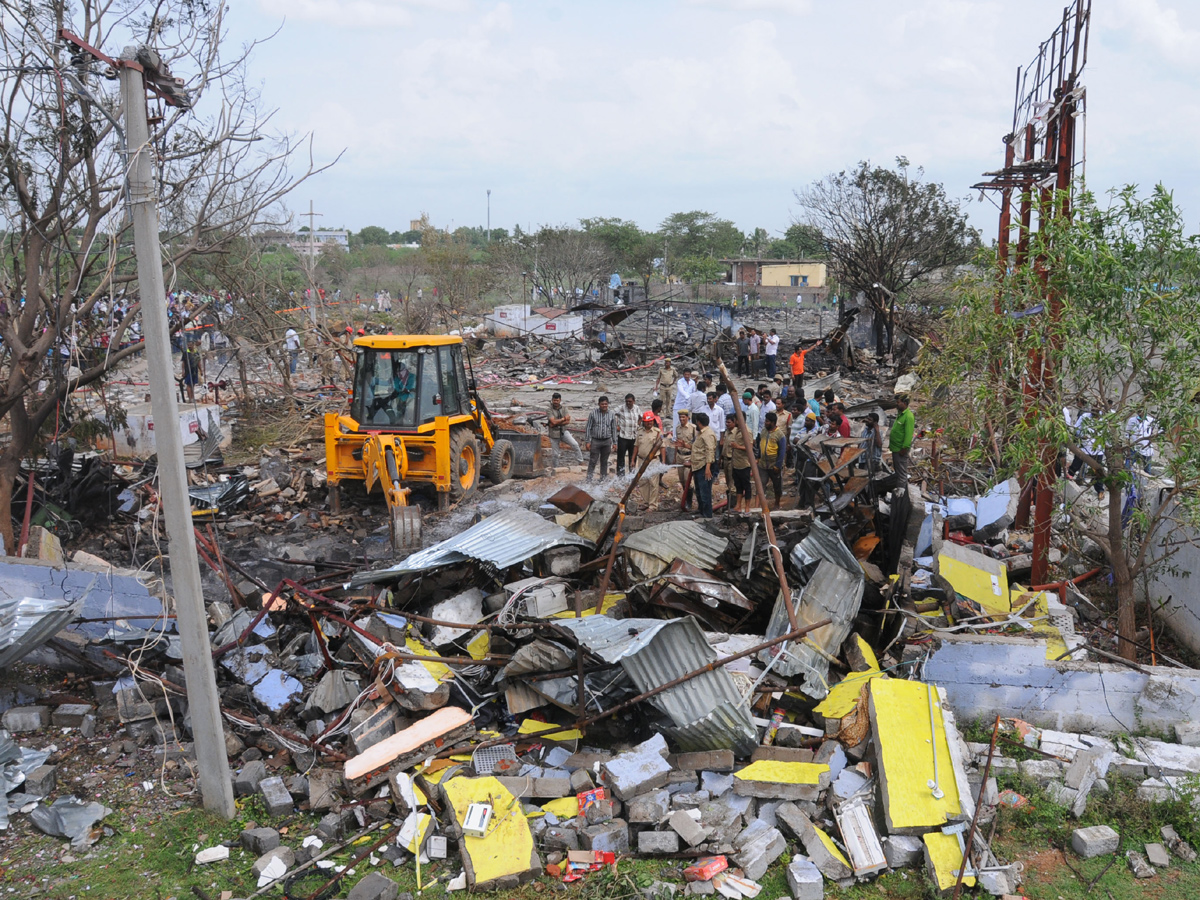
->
[391,504,422,550]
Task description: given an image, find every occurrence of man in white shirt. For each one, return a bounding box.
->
[741,389,760,439]
[285,327,300,374]
[672,366,697,434]
[705,392,726,443]
[763,328,780,378]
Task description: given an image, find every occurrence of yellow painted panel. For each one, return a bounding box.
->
[814,825,851,869]
[467,631,490,661]
[855,635,880,672]
[407,637,453,682]
[940,553,1009,614]
[871,679,962,830]
[518,720,583,741]
[541,797,580,818]
[442,776,535,886]
[734,760,829,785]
[923,832,975,891]
[548,593,624,618]
[814,671,885,719]
[401,812,433,854]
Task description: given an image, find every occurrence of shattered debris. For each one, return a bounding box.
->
[2,295,1199,899]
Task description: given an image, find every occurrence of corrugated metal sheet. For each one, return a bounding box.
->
[761,560,863,691]
[790,519,861,575]
[352,508,594,583]
[557,616,757,755]
[0,595,84,668]
[622,522,730,578]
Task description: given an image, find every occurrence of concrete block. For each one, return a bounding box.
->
[1018,758,1062,785]
[241,827,281,855]
[627,789,672,824]
[252,846,295,878]
[1046,780,1079,808]
[638,830,681,855]
[24,764,57,797]
[346,872,401,900]
[672,750,734,772]
[779,805,852,881]
[701,772,735,797]
[883,835,924,869]
[1133,739,1200,777]
[563,750,612,770]
[669,809,708,847]
[497,776,572,799]
[977,866,1021,895]
[1162,825,1198,862]
[1175,721,1200,747]
[1072,825,1119,859]
[686,881,716,897]
[51,704,95,727]
[234,759,268,796]
[1137,777,1172,803]
[750,746,814,763]
[80,714,97,739]
[1126,850,1156,878]
[785,855,824,900]
[1064,749,1110,789]
[570,769,595,793]
[1112,757,1148,779]
[543,826,579,851]
[672,791,710,810]
[580,819,629,853]
[260,775,294,817]
[602,740,673,801]
[1145,842,1171,868]
[732,820,786,881]
[733,761,827,802]
[585,799,614,825]
[308,768,343,810]
[1,705,50,733]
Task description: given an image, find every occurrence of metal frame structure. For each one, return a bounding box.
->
[973,0,1091,586]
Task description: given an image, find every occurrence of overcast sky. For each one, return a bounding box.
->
[222,0,1200,239]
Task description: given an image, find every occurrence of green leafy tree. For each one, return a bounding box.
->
[358,225,393,246]
[659,211,743,274]
[581,218,662,301]
[796,159,978,353]
[919,184,1200,661]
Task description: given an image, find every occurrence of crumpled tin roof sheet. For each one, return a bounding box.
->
[557,616,757,755]
[622,521,730,578]
[352,508,594,582]
[765,522,865,695]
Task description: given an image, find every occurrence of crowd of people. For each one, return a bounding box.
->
[547,352,917,520]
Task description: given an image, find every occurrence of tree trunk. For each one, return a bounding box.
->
[873,305,887,356]
[1109,481,1138,661]
[0,452,17,555]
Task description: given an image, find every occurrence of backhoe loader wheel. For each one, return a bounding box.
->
[486,438,515,485]
[391,504,422,550]
[448,427,480,502]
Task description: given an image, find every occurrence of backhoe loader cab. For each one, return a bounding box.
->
[324,335,515,550]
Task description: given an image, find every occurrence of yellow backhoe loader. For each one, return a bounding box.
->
[324,335,515,549]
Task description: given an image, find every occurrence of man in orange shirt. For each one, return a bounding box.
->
[788,341,821,396]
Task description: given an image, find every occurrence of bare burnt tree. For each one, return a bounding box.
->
[795,159,978,355]
[491,226,614,308]
[0,1,334,549]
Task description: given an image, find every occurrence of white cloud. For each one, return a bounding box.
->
[683,0,810,13]
[257,0,468,28]
[1108,0,1200,68]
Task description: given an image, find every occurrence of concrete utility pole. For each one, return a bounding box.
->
[303,201,324,326]
[119,49,235,818]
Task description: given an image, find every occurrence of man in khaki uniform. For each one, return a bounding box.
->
[727,425,753,512]
[674,409,697,510]
[654,358,678,423]
[691,411,719,519]
[633,412,664,511]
